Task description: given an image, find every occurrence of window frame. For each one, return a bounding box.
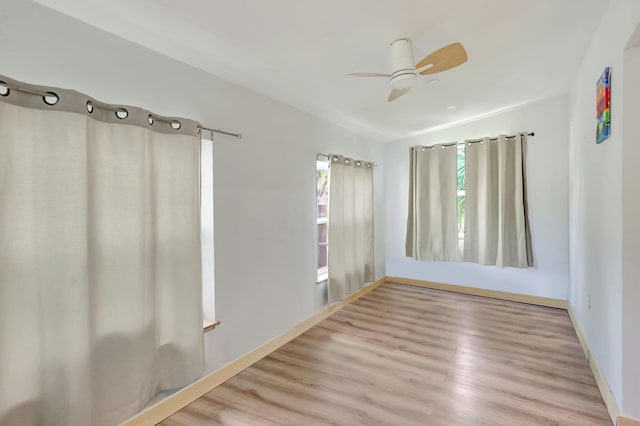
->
[201,137,217,330]
[316,159,330,284]
[457,145,465,245]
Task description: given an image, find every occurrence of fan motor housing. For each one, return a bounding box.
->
[389,38,416,89]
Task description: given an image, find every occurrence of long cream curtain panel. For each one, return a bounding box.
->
[405,144,460,261]
[327,155,375,304]
[463,134,531,267]
[0,76,203,426]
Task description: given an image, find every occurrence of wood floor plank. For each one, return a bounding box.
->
[160,283,611,426]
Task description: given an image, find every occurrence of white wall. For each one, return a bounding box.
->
[622,34,640,420]
[568,0,640,417]
[385,95,570,300]
[0,0,385,388]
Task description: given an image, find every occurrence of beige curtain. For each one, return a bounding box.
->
[406,144,459,261]
[327,155,374,303]
[0,76,203,426]
[463,134,530,267]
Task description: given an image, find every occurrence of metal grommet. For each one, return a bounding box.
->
[43,92,59,106]
[86,101,94,113]
[115,108,128,119]
[0,81,9,97]
[170,120,181,130]
[148,115,154,125]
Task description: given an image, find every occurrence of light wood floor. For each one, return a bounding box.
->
[161,282,611,426]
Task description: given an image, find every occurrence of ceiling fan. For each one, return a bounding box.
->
[349,39,468,102]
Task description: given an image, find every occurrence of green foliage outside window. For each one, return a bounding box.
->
[457,150,465,235]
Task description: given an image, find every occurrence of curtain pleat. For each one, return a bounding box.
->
[463,134,529,267]
[405,145,459,261]
[327,156,374,304]
[0,101,203,426]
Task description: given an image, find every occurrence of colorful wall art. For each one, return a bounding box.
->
[596,67,611,144]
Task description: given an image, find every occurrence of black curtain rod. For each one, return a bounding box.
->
[464,132,535,144]
[412,132,535,150]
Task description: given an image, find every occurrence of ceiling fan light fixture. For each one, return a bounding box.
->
[388,38,417,90]
[389,38,415,70]
[349,38,467,102]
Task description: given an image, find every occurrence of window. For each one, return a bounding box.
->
[406,136,530,267]
[316,160,329,282]
[201,138,216,329]
[457,146,465,246]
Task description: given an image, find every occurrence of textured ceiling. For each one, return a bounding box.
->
[34,0,609,141]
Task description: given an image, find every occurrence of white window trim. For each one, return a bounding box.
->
[316,160,329,283]
[201,138,216,328]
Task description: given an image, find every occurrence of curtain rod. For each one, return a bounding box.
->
[411,132,535,150]
[316,153,378,167]
[1,82,242,139]
[199,126,242,139]
[465,132,534,144]
[85,99,243,139]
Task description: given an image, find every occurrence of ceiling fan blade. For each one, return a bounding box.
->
[348,72,392,78]
[416,42,468,75]
[388,87,410,102]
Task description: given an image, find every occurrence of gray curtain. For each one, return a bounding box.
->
[406,144,460,261]
[328,155,375,303]
[463,134,531,267]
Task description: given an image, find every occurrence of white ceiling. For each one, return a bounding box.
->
[34,0,608,141]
